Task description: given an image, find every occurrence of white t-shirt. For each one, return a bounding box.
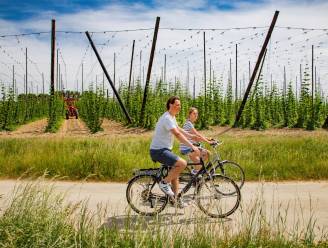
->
[150,112,178,150]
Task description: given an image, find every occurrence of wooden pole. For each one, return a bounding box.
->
[113,52,116,98]
[139,17,160,125]
[283,66,286,98]
[50,19,55,96]
[235,44,238,101]
[12,65,15,97]
[233,11,279,127]
[164,54,167,84]
[81,63,84,92]
[127,40,135,105]
[203,32,206,103]
[312,45,314,107]
[42,73,44,94]
[56,48,59,92]
[25,48,28,95]
[85,31,132,123]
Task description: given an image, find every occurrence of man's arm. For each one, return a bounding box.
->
[171,128,200,155]
[178,127,199,140]
[189,128,212,143]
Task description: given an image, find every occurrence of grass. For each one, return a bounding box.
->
[0,131,327,181]
[0,179,327,247]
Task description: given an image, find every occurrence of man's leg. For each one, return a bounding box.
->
[163,158,186,195]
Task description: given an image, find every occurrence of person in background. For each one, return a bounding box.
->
[179,107,214,174]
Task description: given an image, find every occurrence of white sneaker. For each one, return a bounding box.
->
[158,181,174,197]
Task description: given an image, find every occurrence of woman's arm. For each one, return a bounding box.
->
[189,128,212,143]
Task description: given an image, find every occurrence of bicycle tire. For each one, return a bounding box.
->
[196,174,241,218]
[126,175,168,216]
[214,161,245,189]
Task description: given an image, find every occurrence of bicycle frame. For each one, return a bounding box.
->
[177,158,215,198]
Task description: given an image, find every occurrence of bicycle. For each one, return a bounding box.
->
[126,155,241,218]
[180,140,245,189]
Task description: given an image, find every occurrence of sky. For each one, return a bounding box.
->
[0,0,327,96]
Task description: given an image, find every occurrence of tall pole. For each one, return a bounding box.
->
[56,48,59,92]
[58,64,61,91]
[85,31,132,123]
[295,75,298,100]
[81,63,84,93]
[139,17,160,125]
[50,19,55,96]
[248,61,251,82]
[187,61,190,93]
[25,48,28,95]
[234,10,279,127]
[209,59,211,87]
[312,45,314,107]
[283,66,286,98]
[203,32,206,105]
[102,73,105,94]
[230,58,232,90]
[127,40,135,105]
[139,50,142,83]
[235,44,238,101]
[315,66,317,95]
[42,73,44,94]
[12,65,15,96]
[113,52,116,97]
[164,54,167,84]
[300,64,302,95]
[193,76,196,99]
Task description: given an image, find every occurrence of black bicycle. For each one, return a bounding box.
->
[181,140,245,189]
[126,156,241,218]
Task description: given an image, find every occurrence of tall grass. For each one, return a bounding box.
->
[0,133,327,181]
[0,179,327,247]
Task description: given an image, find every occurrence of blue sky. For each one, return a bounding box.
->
[0,0,266,20]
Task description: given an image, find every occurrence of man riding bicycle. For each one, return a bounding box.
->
[150,96,200,208]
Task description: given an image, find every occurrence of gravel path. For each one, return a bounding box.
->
[0,180,327,237]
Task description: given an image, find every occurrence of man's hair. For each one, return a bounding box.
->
[166,96,180,110]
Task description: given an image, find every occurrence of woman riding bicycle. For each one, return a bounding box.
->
[180,107,214,174]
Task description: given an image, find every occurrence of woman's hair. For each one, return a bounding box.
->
[166,96,180,110]
[188,107,198,117]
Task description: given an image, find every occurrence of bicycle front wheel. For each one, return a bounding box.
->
[215,161,245,189]
[126,175,168,216]
[196,175,241,218]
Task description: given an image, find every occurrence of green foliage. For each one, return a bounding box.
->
[46,92,64,133]
[78,88,106,133]
[0,84,48,131]
[80,74,327,132]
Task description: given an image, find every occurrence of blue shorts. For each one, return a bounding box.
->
[180,147,193,155]
[180,147,204,155]
[150,148,179,167]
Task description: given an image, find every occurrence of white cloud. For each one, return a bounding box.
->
[0,0,327,95]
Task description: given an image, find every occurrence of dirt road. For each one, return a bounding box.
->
[58,118,90,135]
[0,180,327,236]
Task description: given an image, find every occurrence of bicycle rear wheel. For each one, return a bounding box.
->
[196,175,241,218]
[215,161,245,189]
[126,175,168,216]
